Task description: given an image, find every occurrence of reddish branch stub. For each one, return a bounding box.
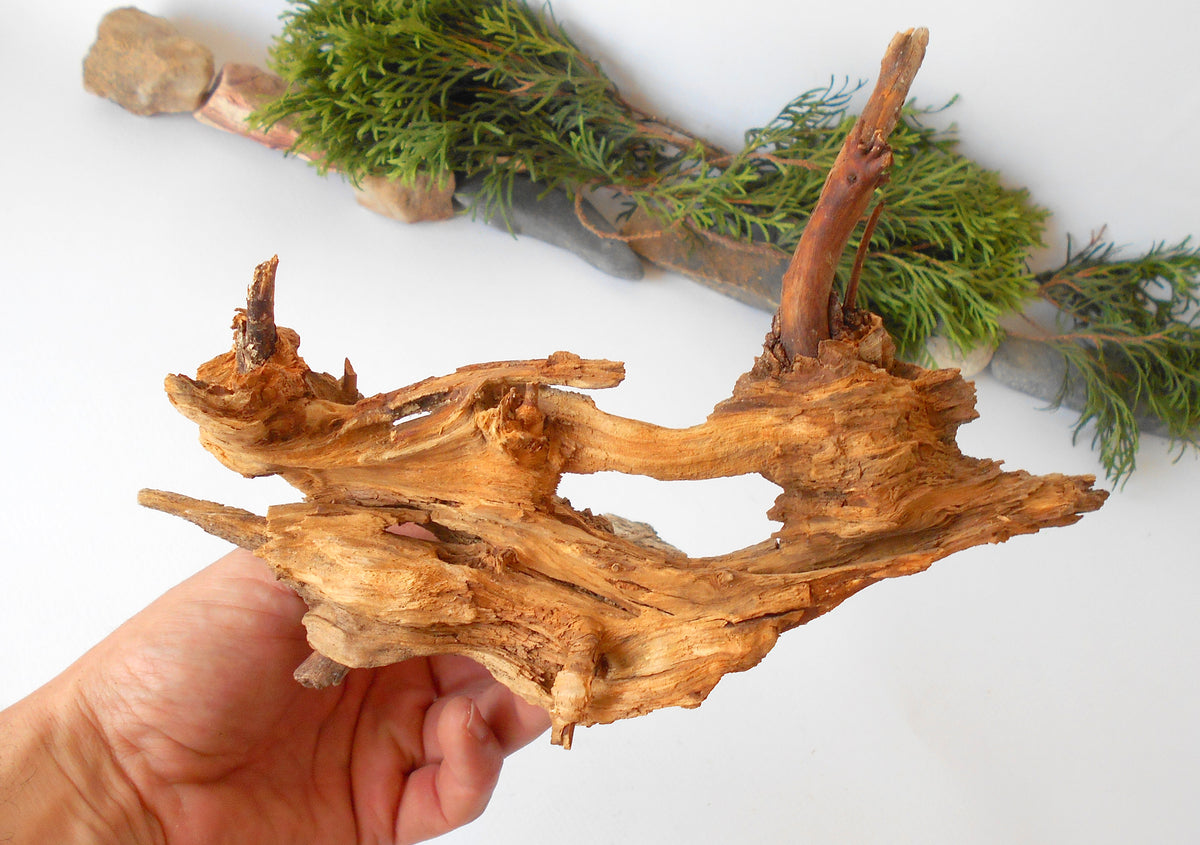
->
[138,28,1105,748]
[779,27,929,360]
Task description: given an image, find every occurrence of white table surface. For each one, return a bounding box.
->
[4,2,1198,842]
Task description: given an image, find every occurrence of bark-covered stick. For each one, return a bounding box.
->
[778,28,929,360]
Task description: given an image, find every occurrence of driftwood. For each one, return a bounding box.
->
[140,30,1106,747]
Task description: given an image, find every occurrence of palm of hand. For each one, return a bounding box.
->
[77,550,548,844]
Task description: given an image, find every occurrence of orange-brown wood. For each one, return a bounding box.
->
[140,30,1105,748]
[141,290,1103,748]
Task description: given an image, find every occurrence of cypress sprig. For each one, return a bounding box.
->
[1032,237,1200,481]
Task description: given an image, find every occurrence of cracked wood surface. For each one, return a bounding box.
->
[142,309,1104,747]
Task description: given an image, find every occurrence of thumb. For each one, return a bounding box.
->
[395,696,504,843]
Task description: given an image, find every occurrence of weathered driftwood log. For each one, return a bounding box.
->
[139,30,1106,748]
[139,268,1104,747]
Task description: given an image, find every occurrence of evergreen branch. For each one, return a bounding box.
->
[253,0,1200,480]
[1032,238,1200,481]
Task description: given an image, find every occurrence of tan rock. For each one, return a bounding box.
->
[924,332,997,378]
[83,7,214,116]
[353,172,457,223]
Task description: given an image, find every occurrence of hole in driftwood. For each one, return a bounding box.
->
[387,522,438,541]
[555,472,784,559]
[391,410,432,427]
[388,392,449,428]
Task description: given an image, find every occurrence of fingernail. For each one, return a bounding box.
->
[464,701,491,742]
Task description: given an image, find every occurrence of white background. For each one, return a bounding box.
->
[3,1,1199,842]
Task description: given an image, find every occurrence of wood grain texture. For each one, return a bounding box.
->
[142,304,1104,747]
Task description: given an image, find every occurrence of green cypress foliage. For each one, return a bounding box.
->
[1034,238,1200,481]
[255,0,1199,481]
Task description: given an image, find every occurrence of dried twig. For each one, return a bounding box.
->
[234,255,279,374]
[778,28,928,359]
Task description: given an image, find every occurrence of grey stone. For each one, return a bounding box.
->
[620,205,786,310]
[83,7,215,116]
[990,335,1088,406]
[454,174,644,280]
[990,336,1175,438]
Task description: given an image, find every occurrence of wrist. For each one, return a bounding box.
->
[0,680,164,844]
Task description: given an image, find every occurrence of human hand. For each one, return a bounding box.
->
[0,548,549,844]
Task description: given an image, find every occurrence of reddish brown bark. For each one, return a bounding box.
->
[778,28,928,360]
